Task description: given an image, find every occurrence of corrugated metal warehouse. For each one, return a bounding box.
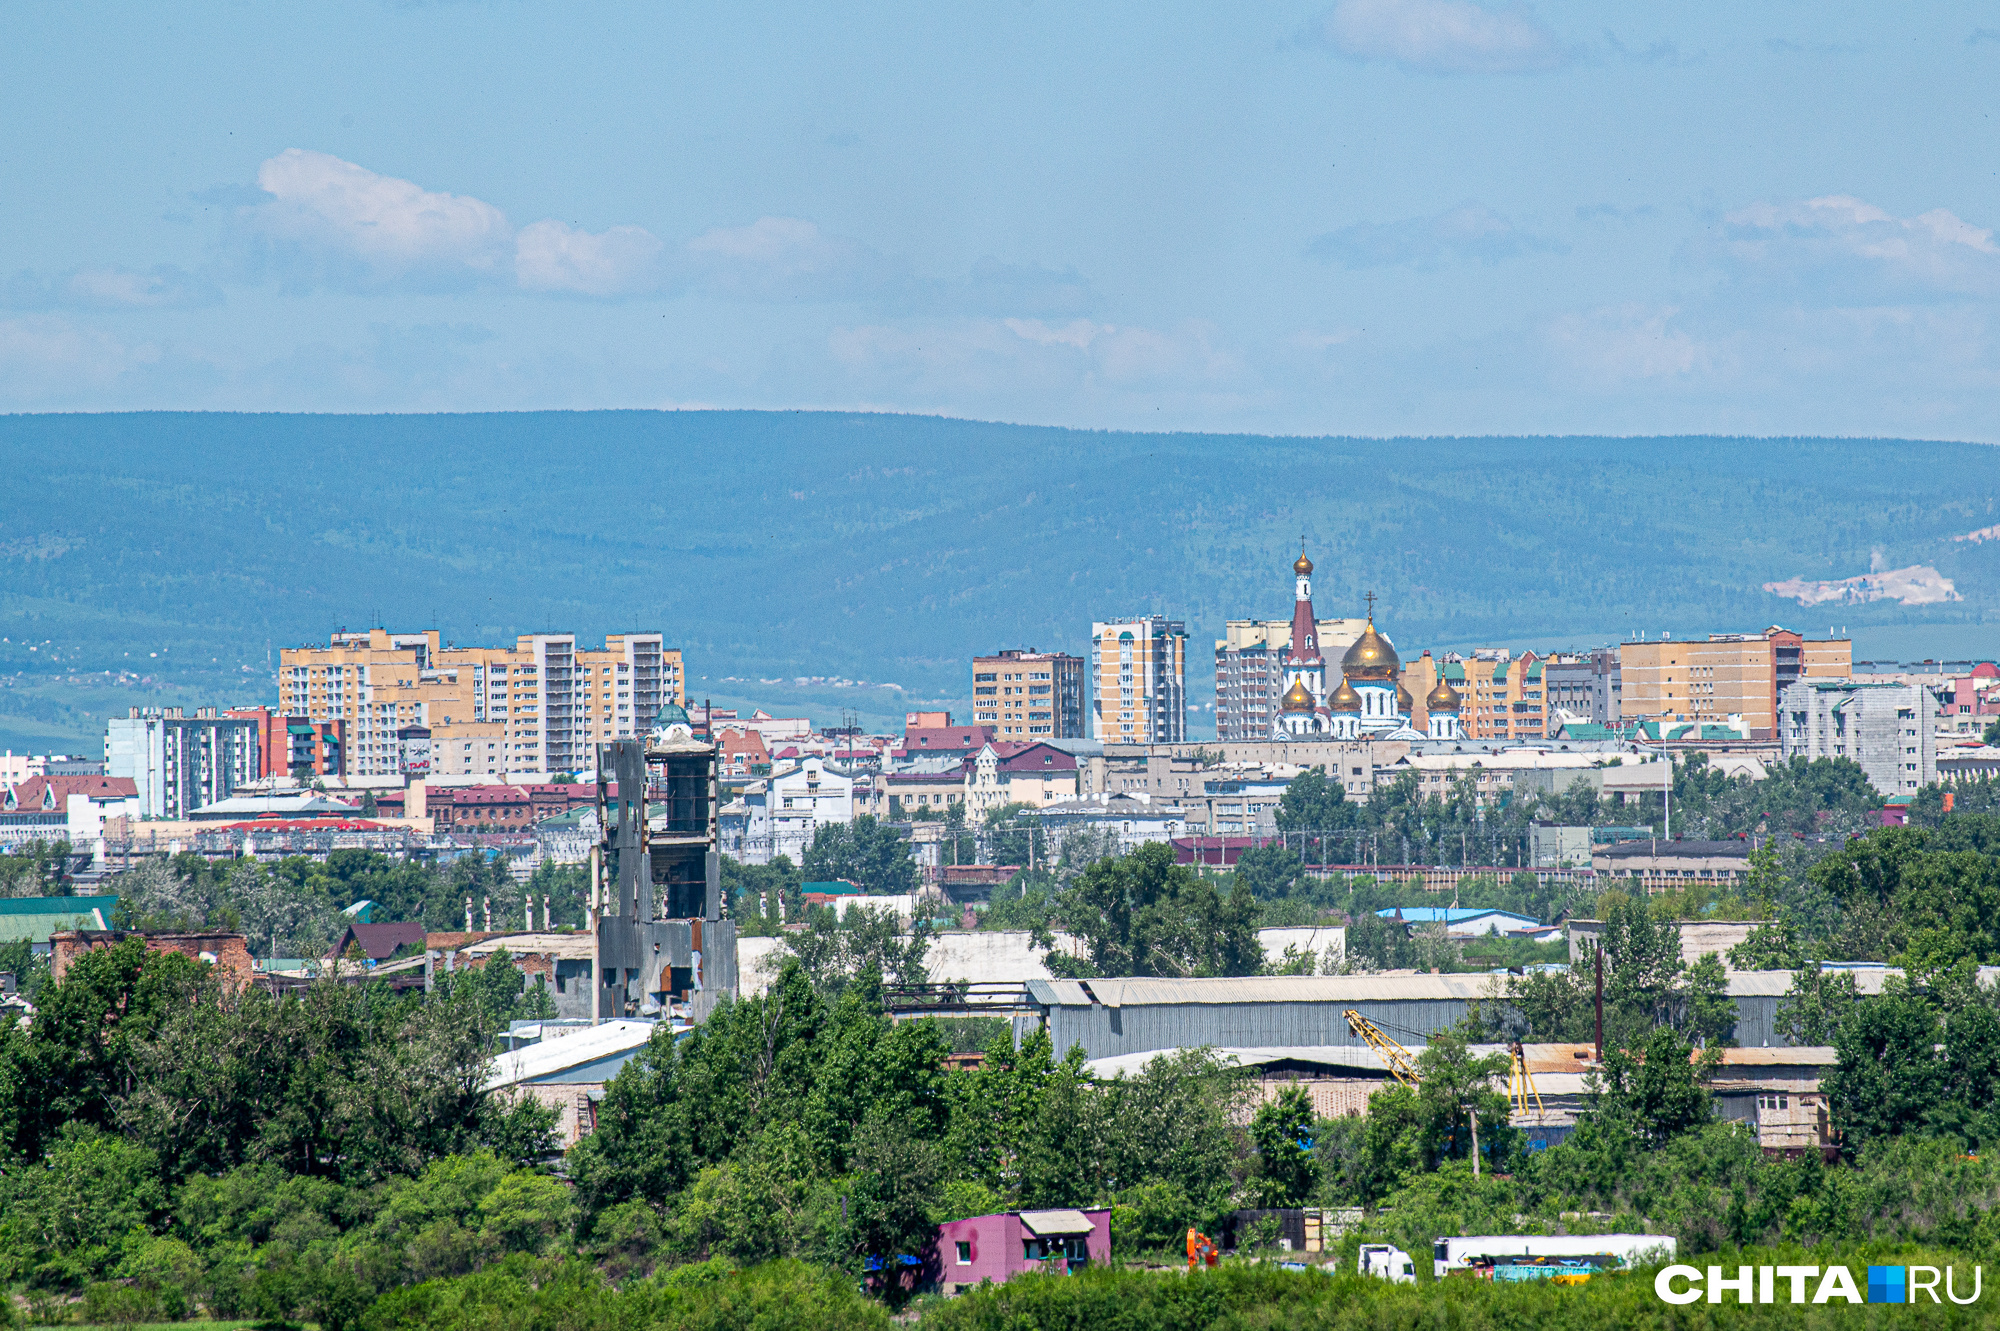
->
[1026,966,2000,1061]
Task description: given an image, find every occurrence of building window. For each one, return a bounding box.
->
[955,1241,972,1265]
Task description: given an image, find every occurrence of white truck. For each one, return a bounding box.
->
[1359,1244,1417,1282]
[1432,1234,1677,1280]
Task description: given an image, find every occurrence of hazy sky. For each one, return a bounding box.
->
[7,2,2000,438]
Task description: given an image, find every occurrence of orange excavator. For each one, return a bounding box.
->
[1187,1228,1219,1269]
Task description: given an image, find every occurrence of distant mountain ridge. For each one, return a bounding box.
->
[2,412,1997,742]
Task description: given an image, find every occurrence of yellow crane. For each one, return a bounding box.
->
[1508,1040,1547,1120]
[1345,1009,1421,1089]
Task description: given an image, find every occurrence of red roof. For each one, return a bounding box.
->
[902,726,994,751]
[989,741,1078,773]
[214,819,396,832]
[3,774,139,811]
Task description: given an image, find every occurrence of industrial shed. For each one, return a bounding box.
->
[1028,966,2000,1061]
[1027,974,1501,1061]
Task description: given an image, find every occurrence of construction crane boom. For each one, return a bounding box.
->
[1345,1009,1421,1089]
[1508,1040,1546,1120]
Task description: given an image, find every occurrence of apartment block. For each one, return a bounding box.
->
[1543,649,1620,727]
[1780,679,1937,794]
[1213,616,1367,741]
[1438,651,1546,742]
[229,707,346,780]
[1621,628,1851,736]
[278,629,684,779]
[1091,616,1187,744]
[105,708,261,819]
[972,649,1085,739]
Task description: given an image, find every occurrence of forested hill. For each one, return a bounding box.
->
[3,412,1999,736]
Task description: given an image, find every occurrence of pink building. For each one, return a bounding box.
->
[927,1208,1111,1296]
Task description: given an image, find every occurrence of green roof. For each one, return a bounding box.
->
[1442,664,1466,682]
[1525,662,1543,679]
[1492,662,1509,682]
[802,881,863,894]
[0,894,116,916]
[0,895,116,943]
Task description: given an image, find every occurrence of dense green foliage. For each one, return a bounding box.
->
[1044,843,1261,979]
[804,816,920,897]
[105,851,580,955]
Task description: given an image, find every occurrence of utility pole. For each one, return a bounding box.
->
[1594,946,1604,1063]
[1462,1103,1480,1178]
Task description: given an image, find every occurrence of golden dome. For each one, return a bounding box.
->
[1396,681,1415,712]
[1341,613,1400,681]
[1293,545,1314,577]
[1281,676,1315,712]
[1426,678,1462,711]
[1329,677,1362,712]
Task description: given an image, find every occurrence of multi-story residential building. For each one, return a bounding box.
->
[278,629,683,778]
[228,707,346,780]
[1438,651,1546,742]
[1091,616,1187,744]
[1621,628,1850,736]
[1213,615,1368,741]
[1543,649,1621,728]
[105,708,261,819]
[963,741,1081,814]
[1779,679,1937,794]
[733,758,855,864]
[972,649,1085,738]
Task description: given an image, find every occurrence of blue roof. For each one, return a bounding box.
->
[1376,906,1541,926]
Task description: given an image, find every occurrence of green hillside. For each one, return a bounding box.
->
[3,411,1997,749]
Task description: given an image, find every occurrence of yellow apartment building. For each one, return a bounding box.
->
[1620,628,1850,736]
[1091,616,1187,743]
[279,629,683,778]
[1438,652,1547,741]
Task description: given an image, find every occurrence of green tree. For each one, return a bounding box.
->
[1587,1025,1715,1148]
[1054,843,1262,978]
[1248,1086,1316,1205]
[1274,767,1353,837]
[804,816,918,896]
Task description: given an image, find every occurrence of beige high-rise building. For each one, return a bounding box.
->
[1620,627,1850,737]
[972,649,1085,738]
[1090,616,1187,744]
[278,629,683,778]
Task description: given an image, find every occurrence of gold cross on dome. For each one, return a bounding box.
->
[1364,591,1376,617]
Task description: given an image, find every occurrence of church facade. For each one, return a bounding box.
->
[1271,547,1460,743]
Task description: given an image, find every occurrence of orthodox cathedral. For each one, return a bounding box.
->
[1274,546,1462,742]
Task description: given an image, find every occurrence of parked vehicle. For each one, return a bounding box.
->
[1359,1243,1417,1282]
[1433,1234,1676,1280]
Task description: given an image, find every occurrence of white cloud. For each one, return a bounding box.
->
[1722,194,2000,296]
[246,149,513,288]
[2,264,218,311]
[515,220,664,296]
[1310,202,1562,268]
[686,217,890,301]
[1547,305,1713,384]
[1311,0,1564,75]
[0,315,167,403]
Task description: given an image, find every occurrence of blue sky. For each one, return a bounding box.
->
[6,1,2000,438]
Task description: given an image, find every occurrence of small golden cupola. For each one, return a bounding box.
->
[1426,677,1462,712]
[1329,677,1362,712]
[1281,676,1315,712]
[1396,680,1415,712]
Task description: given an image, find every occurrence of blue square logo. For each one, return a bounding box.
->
[1868,1266,1906,1304]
